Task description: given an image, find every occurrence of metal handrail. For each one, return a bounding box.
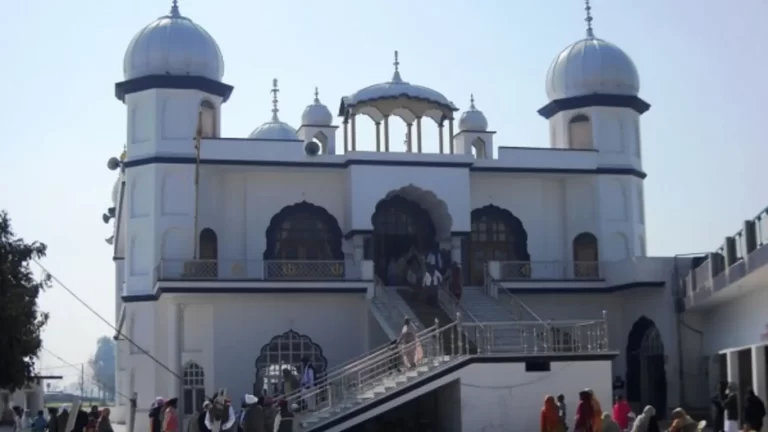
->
[275,324,437,404]
[485,267,545,323]
[287,321,462,427]
[437,272,483,327]
[373,276,424,331]
[282,316,609,429]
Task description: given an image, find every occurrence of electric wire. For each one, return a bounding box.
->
[33,259,182,382]
[459,363,574,389]
[40,363,87,371]
[40,347,133,402]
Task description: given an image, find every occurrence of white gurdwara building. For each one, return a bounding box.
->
[106,2,767,431]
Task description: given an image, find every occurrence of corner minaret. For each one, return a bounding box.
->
[298,87,338,154]
[117,0,232,159]
[454,95,494,159]
[540,0,649,260]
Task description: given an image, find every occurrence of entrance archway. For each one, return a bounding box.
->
[626,316,667,418]
[372,195,437,284]
[254,330,327,398]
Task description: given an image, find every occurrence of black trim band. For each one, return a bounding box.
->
[122,156,647,179]
[122,286,369,303]
[538,94,651,119]
[115,75,234,102]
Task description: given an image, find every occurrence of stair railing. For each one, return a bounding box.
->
[462,316,609,354]
[484,266,545,323]
[287,320,469,429]
[372,276,424,331]
[274,324,437,412]
[281,315,609,430]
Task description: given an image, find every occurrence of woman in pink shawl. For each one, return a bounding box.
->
[398,318,423,368]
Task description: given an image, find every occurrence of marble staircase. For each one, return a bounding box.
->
[292,322,466,431]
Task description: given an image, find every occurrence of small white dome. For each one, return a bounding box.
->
[301,88,333,126]
[123,1,224,81]
[545,35,639,101]
[458,95,488,132]
[248,121,299,140]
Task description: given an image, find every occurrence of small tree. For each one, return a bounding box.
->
[0,210,51,392]
[89,336,116,402]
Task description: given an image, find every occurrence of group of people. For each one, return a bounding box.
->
[384,248,463,306]
[711,382,765,432]
[540,391,710,432]
[0,402,112,432]
[148,397,179,432]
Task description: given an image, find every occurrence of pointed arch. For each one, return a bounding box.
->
[568,113,593,149]
[471,137,486,159]
[626,316,667,417]
[182,362,206,415]
[254,330,327,398]
[573,232,599,278]
[469,205,530,284]
[312,131,329,154]
[371,194,437,283]
[263,201,343,261]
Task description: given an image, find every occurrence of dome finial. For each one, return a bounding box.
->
[391,50,403,83]
[469,94,476,110]
[271,78,280,121]
[170,0,181,18]
[584,0,594,38]
[313,86,320,104]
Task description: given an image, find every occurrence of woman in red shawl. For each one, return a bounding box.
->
[575,390,595,432]
[541,395,564,432]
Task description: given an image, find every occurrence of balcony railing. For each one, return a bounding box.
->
[684,205,768,301]
[156,259,368,281]
[495,260,602,280]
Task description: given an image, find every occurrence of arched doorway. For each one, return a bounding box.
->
[371,195,436,284]
[468,205,530,284]
[254,330,327,398]
[626,316,667,418]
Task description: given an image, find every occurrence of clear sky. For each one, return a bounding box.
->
[0,0,766,385]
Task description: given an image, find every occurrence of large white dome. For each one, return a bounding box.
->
[545,36,639,101]
[123,1,224,81]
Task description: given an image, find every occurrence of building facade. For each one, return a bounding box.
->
[680,209,768,430]
[105,1,722,430]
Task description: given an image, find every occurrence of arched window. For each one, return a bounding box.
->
[199,228,218,260]
[263,202,344,279]
[573,232,599,278]
[183,362,206,415]
[469,205,530,284]
[266,204,342,261]
[254,330,327,399]
[200,100,217,138]
[568,114,593,149]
